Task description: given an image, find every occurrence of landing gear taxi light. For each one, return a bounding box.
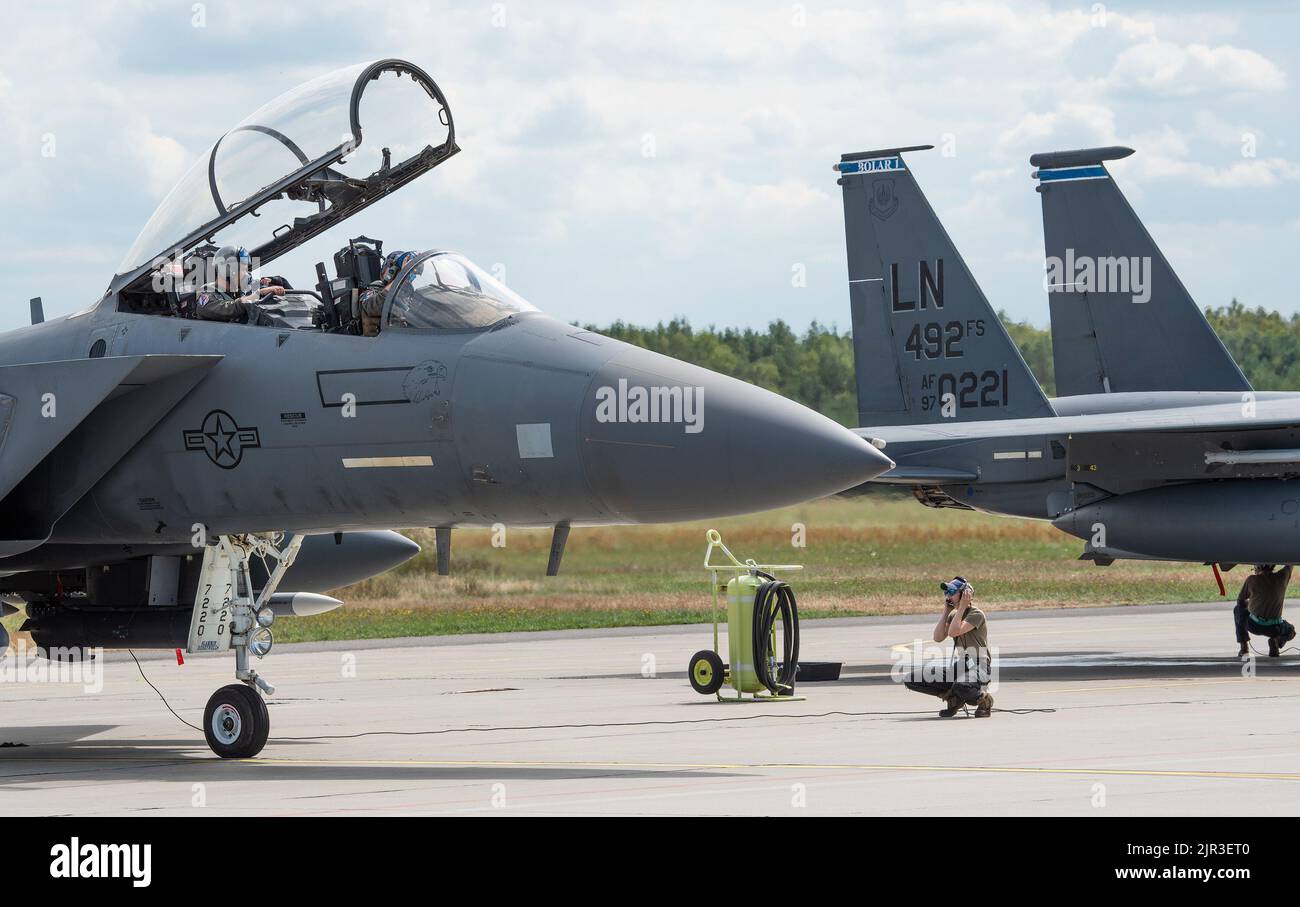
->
[688,530,804,703]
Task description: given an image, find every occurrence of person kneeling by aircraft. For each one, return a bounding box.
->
[1235,565,1297,658]
[903,577,994,718]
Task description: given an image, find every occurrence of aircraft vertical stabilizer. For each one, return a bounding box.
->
[1032,146,1251,396]
[837,146,1054,427]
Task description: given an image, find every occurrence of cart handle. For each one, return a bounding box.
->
[703,528,803,573]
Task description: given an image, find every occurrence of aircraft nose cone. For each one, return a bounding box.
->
[580,347,893,522]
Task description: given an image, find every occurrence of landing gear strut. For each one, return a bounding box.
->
[189,533,302,758]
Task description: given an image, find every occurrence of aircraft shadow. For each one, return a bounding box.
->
[562,649,1298,686]
[0,748,733,785]
[0,727,738,785]
[834,649,1300,685]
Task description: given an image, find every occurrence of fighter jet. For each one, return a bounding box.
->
[1031,146,1300,564]
[0,60,892,757]
[835,144,1300,570]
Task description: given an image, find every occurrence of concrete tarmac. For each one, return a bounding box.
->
[1,601,1297,815]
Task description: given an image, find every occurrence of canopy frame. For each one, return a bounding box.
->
[111,59,458,301]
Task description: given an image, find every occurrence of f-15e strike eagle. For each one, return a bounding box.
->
[0,61,891,757]
[839,143,1300,572]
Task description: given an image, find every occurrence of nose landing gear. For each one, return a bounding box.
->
[187,533,302,758]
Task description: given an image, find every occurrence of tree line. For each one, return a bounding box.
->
[594,300,1298,425]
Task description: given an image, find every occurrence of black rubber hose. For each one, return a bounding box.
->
[752,572,800,694]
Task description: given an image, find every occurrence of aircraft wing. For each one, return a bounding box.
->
[0,354,222,557]
[860,397,1300,445]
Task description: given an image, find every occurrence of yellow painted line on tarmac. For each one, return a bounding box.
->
[243,756,1300,782]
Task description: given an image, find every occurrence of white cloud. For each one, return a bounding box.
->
[999,102,1118,151]
[0,1,1298,330]
[1136,154,1300,188]
[1109,39,1286,96]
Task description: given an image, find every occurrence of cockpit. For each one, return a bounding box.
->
[385,251,536,331]
[108,60,535,335]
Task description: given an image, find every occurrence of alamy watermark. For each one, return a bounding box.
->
[1044,249,1152,304]
[49,837,151,888]
[1,641,103,693]
[889,640,1000,693]
[594,379,704,434]
[149,251,265,295]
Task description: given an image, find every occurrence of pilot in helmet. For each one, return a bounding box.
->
[195,246,284,325]
[358,250,417,336]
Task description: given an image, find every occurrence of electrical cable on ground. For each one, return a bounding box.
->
[130,649,1053,740]
[129,650,202,732]
[1247,640,1300,657]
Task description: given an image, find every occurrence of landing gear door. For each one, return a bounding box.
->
[187,543,237,654]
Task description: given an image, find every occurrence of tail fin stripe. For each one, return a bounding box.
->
[1036,165,1107,182]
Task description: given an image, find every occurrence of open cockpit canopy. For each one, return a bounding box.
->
[114,59,456,300]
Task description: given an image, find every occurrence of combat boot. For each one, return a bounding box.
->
[974,692,994,717]
[938,695,962,718]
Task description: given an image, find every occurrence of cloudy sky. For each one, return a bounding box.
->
[1,0,1298,333]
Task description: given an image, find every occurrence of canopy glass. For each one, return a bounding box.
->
[386,252,538,331]
[115,60,456,288]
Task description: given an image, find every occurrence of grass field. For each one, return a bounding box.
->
[0,491,1230,646]
[265,490,1226,642]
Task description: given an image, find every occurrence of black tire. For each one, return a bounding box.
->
[203,683,270,758]
[688,650,725,695]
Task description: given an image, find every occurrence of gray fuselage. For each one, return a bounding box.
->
[1,294,887,551]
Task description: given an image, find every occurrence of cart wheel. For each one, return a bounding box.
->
[688,650,725,695]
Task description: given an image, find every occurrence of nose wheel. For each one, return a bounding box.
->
[203,683,270,758]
